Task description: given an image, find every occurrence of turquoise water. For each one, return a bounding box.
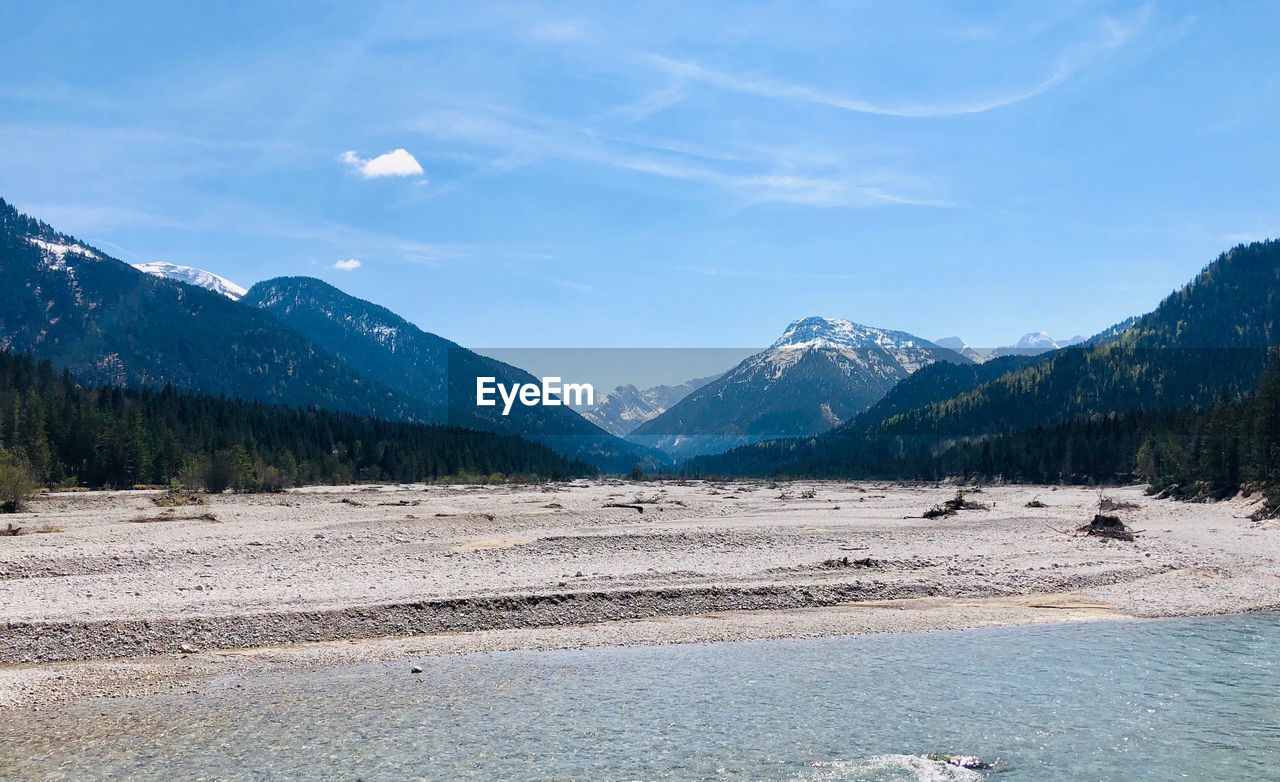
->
[5,614,1278,780]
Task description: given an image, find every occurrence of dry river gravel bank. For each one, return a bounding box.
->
[1,480,1277,711]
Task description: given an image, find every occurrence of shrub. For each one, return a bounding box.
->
[254,465,289,493]
[0,449,37,513]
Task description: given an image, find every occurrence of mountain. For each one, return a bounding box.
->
[133,262,247,300]
[935,333,1085,363]
[836,353,1042,435]
[990,331,1086,358]
[883,242,1280,439]
[688,239,1280,478]
[577,375,719,436]
[630,317,969,457]
[242,277,662,471]
[1014,332,1067,350]
[1087,316,1140,345]
[933,336,990,363]
[0,198,410,419]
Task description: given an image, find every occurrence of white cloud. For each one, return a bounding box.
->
[333,258,362,270]
[340,148,425,178]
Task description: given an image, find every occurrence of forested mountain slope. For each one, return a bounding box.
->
[0,351,589,490]
[244,277,665,471]
[0,199,410,421]
[882,241,1280,438]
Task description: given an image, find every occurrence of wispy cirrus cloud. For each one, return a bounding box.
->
[556,278,594,292]
[594,82,687,124]
[676,264,872,282]
[411,108,950,208]
[520,19,590,44]
[643,5,1151,118]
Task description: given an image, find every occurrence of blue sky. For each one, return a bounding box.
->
[2,1,1277,349]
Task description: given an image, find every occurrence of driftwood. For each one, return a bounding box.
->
[820,556,880,569]
[1099,497,1141,512]
[922,490,990,519]
[129,512,219,524]
[603,503,644,513]
[1078,513,1137,542]
[152,488,205,508]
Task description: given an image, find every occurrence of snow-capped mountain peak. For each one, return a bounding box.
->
[133,262,247,300]
[754,316,942,379]
[632,316,966,456]
[1013,331,1058,349]
[772,316,922,352]
[1012,331,1087,350]
[981,331,1088,360]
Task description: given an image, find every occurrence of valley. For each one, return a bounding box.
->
[6,6,1280,778]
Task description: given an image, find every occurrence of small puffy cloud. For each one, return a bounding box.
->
[340,148,425,179]
[333,258,362,271]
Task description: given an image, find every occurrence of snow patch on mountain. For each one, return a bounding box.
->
[339,315,404,352]
[26,236,99,270]
[133,262,248,300]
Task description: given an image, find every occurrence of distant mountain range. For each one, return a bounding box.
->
[0,198,653,471]
[934,332,1086,363]
[577,375,719,436]
[630,317,968,457]
[11,194,1276,484]
[5,202,979,463]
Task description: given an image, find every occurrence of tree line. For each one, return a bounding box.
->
[686,350,1280,514]
[0,351,591,496]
